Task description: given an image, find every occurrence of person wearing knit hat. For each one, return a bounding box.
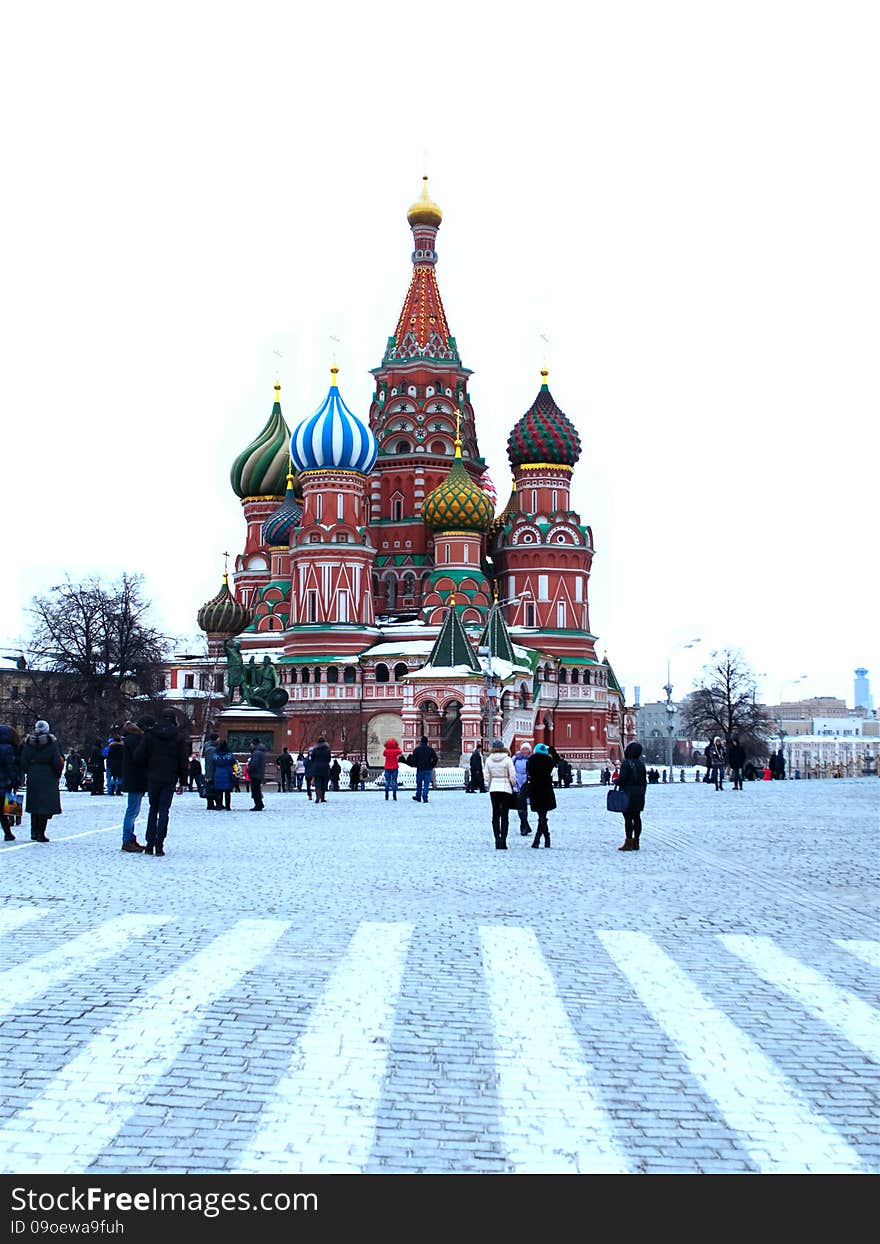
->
[525,742,556,848]
[512,740,533,836]
[483,739,517,850]
[19,720,63,842]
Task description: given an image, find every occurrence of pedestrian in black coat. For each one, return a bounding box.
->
[20,720,63,842]
[727,736,746,790]
[120,716,154,852]
[88,738,105,795]
[615,740,648,851]
[526,743,557,848]
[248,742,268,810]
[0,723,21,841]
[468,746,485,793]
[329,757,341,792]
[136,710,188,854]
[309,737,332,804]
[407,735,438,803]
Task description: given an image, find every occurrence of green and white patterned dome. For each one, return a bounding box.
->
[230,383,292,498]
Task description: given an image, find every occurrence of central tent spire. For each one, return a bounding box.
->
[383,177,459,365]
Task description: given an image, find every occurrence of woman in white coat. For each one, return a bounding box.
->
[483,739,517,850]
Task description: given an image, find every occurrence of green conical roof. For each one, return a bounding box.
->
[426,598,481,671]
[230,383,292,499]
[479,604,516,665]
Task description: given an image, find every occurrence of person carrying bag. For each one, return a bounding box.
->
[613,741,648,852]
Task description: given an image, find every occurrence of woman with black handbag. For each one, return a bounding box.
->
[614,741,647,852]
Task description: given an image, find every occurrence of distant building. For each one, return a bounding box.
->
[854,667,873,713]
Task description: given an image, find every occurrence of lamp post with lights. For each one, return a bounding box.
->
[663,638,701,781]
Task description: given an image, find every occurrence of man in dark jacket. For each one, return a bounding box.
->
[88,738,105,795]
[203,734,220,810]
[408,735,438,803]
[120,716,154,853]
[309,737,332,804]
[468,746,485,793]
[106,735,124,795]
[727,736,746,791]
[277,747,294,792]
[137,710,188,854]
[248,741,268,811]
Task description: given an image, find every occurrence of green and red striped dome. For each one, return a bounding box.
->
[507,371,581,469]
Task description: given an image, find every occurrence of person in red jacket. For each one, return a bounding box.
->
[383,737,403,801]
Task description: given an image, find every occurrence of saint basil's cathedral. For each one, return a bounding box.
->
[195,180,634,768]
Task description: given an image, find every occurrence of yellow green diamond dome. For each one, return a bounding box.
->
[422,451,494,533]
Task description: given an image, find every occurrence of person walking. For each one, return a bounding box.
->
[303,750,314,800]
[483,739,517,850]
[772,748,786,780]
[310,736,332,804]
[211,739,236,810]
[615,740,648,852]
[512,740,533,836]
[468,744,486,794]
[0,723,21,841]
[294,752,306,792]
[525,742,556,848]
[408,735,438,803]
[349,760,361,791]
[203,733,220,810]
[382,737,402,801]
[137,709,188,855]
[120,716,154,852]
[277,747,294,792]
[248,741,267,811]
[707,737,726,790]
[87,738,105,795]
[19,720,63,842]
[329,756,341,793]
[64,749,85,792]
[106,735,124,795]
[727,736,746,791]
[187,752,203,793]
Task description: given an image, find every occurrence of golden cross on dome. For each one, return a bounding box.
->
[455,408,461,440]
[222,551,230,583]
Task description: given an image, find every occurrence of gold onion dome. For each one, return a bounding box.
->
[407,176,443,228]
[230,383,293,499]
[197,575,254,636]
[422,438,494,533]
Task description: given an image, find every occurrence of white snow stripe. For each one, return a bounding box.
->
[721,934,880,1064]
[236,920,413,1174]
[479,925,628,1173]
[598,930,864,1173]
[0,918,289,1174]
[835,939,880,972]
[0,907,47,934]
[0,914,169,1019]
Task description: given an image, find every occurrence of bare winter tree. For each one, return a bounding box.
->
[681,648,776,760]
[24,574,170,744]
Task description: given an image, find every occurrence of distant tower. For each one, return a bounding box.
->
[854,667,872,712]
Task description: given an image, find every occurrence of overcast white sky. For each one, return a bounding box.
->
[2,1,877,709]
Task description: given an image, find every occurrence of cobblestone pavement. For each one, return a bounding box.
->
[0,778,877,1174]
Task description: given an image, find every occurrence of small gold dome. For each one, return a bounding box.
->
[407,176,443,228]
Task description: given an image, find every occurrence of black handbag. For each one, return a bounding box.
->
[606,788,629,813]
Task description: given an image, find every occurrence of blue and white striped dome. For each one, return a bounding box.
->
[289,368,378,475]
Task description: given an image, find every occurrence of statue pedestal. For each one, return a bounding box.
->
[218,706,287,757]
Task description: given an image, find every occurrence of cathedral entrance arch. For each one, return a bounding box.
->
[439,700,463,763]
[367,712,404,767]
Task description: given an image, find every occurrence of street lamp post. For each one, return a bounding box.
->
[663,637,701,783]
